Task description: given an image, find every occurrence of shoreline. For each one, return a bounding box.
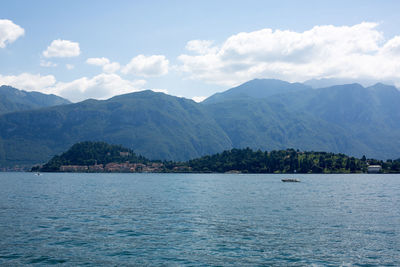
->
[22,171,397,174]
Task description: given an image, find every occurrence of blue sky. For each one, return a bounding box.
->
[1,0,400,102]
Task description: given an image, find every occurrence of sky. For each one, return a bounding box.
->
[1,0,400,102]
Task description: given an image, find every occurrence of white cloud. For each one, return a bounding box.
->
[86,57,120,73]
[0,73,56,92]
[178,22,400,87]
[192,96,206,102]
[40,60,57,68]
[0,19,24,48]
[66,64,74,70]
[380,36,400,56]
[122,54,169,77]
[102,62,120,73]
[43,39,80,58]
[49,74,146,102]
[0,72,146,102]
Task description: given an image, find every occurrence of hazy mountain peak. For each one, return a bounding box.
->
[0,85,71,115]
[328,83,364,89]
[304,77,396,89]
[368,82,399,92]
[203,78,311,104]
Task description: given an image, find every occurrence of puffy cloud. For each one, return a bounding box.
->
[0,19,24,48]
[43,39,80,58]
[86,57,120,73]
[380,36,400,56]
[102,62,120,73]
[0,73,56,92]
[66,64,74,70]
[192,96,206,102]
[178,22,400,87]
[122,54,169,77]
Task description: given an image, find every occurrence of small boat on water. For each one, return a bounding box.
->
[34,173,42,176]
[281,178,300,182]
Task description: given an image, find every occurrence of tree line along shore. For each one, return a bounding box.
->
[32,141,400,174]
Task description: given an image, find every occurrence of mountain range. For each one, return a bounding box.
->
[0,79,399,168]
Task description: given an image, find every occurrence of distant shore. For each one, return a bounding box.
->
[23,142,400,175]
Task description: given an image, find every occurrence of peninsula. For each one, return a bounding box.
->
[33,141,400,174]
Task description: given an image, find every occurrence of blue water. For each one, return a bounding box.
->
[0,173,399,266]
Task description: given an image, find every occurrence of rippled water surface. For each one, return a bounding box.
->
[0,173,399,266]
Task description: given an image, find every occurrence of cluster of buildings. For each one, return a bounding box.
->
[59,162,164,173]
[0,166,30,172]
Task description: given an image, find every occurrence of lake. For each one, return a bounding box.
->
[0,173,399,266]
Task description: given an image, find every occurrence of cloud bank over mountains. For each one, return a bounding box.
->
[0,72,146,102]
[179,22,400,87]
[0,73,56,92]
[2,20,400,102]
[50,74,146,102]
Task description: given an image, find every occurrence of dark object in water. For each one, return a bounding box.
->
[281,178,300,182]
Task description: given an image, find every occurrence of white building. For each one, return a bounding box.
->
[367,165,382,173]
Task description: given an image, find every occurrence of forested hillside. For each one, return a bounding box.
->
[0,90,231,167]
[187,148,400,173]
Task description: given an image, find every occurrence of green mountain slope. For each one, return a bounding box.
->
[0,79,399,168]
[263,83,400,159]
[0,85,71,114]
[0,90,231,167]
[205,97,366,156]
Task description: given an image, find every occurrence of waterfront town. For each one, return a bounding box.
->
[59,162,165,173]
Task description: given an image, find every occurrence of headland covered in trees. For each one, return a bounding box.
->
[33,141,400,174]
